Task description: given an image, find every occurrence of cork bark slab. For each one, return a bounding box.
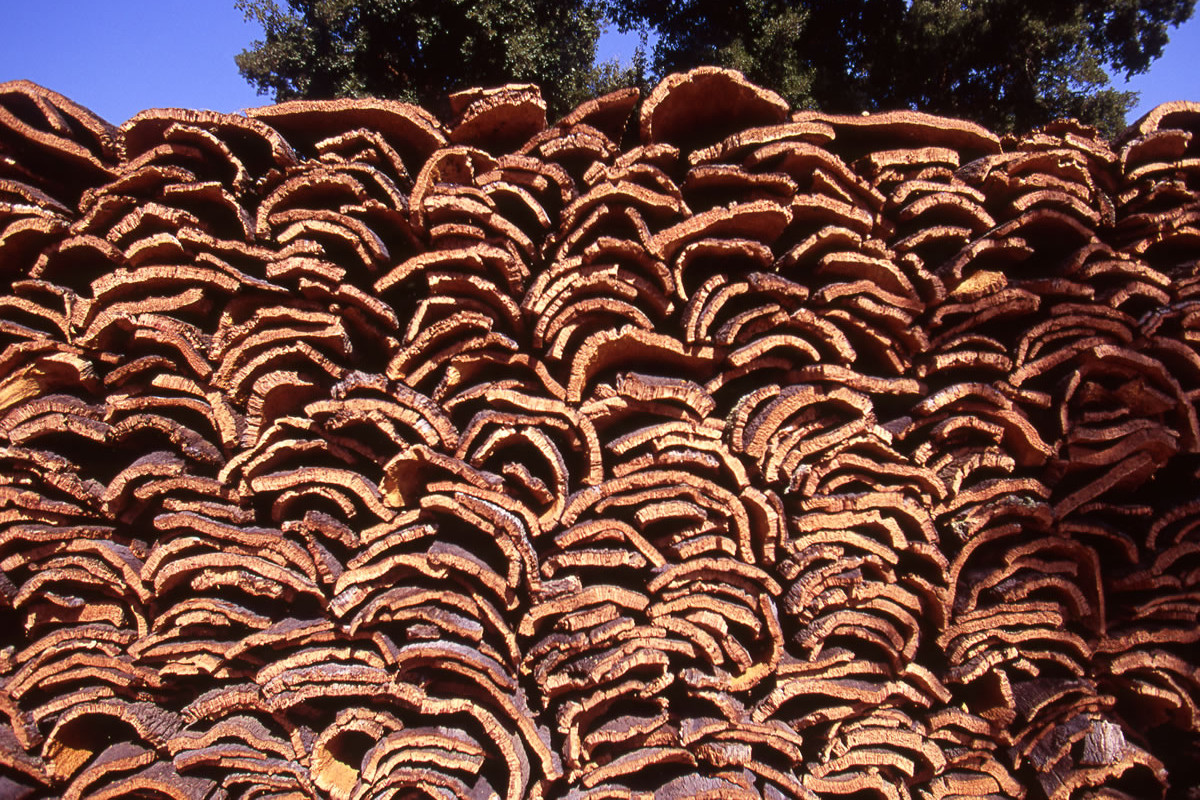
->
[2,73,1200,799]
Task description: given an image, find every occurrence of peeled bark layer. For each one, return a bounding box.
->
[2,73,1200,799]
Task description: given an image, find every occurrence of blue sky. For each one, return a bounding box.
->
[0,0,1196,127]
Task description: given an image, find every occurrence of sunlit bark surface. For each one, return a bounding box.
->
[2,70,1199,799]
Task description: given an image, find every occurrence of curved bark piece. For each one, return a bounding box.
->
[1123,100,1200,142]
[558,87,640,143]
[118,109,297,193]
[247,96,446,178]
[729,383,879,487]
[565,328,720,405]
[641,68,789,152]
[688,120,836,169]
[39,699,180,785]
[650,199,790,262]
[858,146,962,192]
[521,123,620,191]
[67,760,215,800]
[0,202,70,284]
[483,153,576,225]
[793,108,1002,162]
[333,482,537,627]
[916,707,1024,799]
[681,270,803,349]
[0,81,116,202]
[527,252,675,364]
[170,703,320,799]
[306,391,458,470]
[144,511,326,629]
[4,80,1200,798]
[258,168,392,255]
[451,84,548,155]
[805,708,948,798]
[891,181,994,240]
[453,386,602,531]
[563,181,688,242]
[746,140,885,219]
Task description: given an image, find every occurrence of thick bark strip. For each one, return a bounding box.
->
[1,72,1199,799]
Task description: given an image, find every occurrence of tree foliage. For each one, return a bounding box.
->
[236,0,1194,136]
[234,0,609,117]
[611,0,1196,136]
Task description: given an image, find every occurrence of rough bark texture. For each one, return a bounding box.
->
[2,69,1200,799]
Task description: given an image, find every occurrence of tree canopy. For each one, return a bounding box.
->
[611,0,1196,136]
[234,0,617,118]
[236,0,1195,135]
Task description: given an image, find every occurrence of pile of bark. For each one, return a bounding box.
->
[2,68,1199,799]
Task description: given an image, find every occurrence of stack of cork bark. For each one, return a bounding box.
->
[1,68,1199,799]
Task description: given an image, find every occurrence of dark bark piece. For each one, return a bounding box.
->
[59,742,154,800]
[486,153,577,214]
[0,215,69,285]
[0,81,116,202]
[1123,100,1200,141]
[76,760,216,800]
[558,88,640,144]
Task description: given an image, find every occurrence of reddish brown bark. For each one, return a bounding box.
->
[2,76,1199,799]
